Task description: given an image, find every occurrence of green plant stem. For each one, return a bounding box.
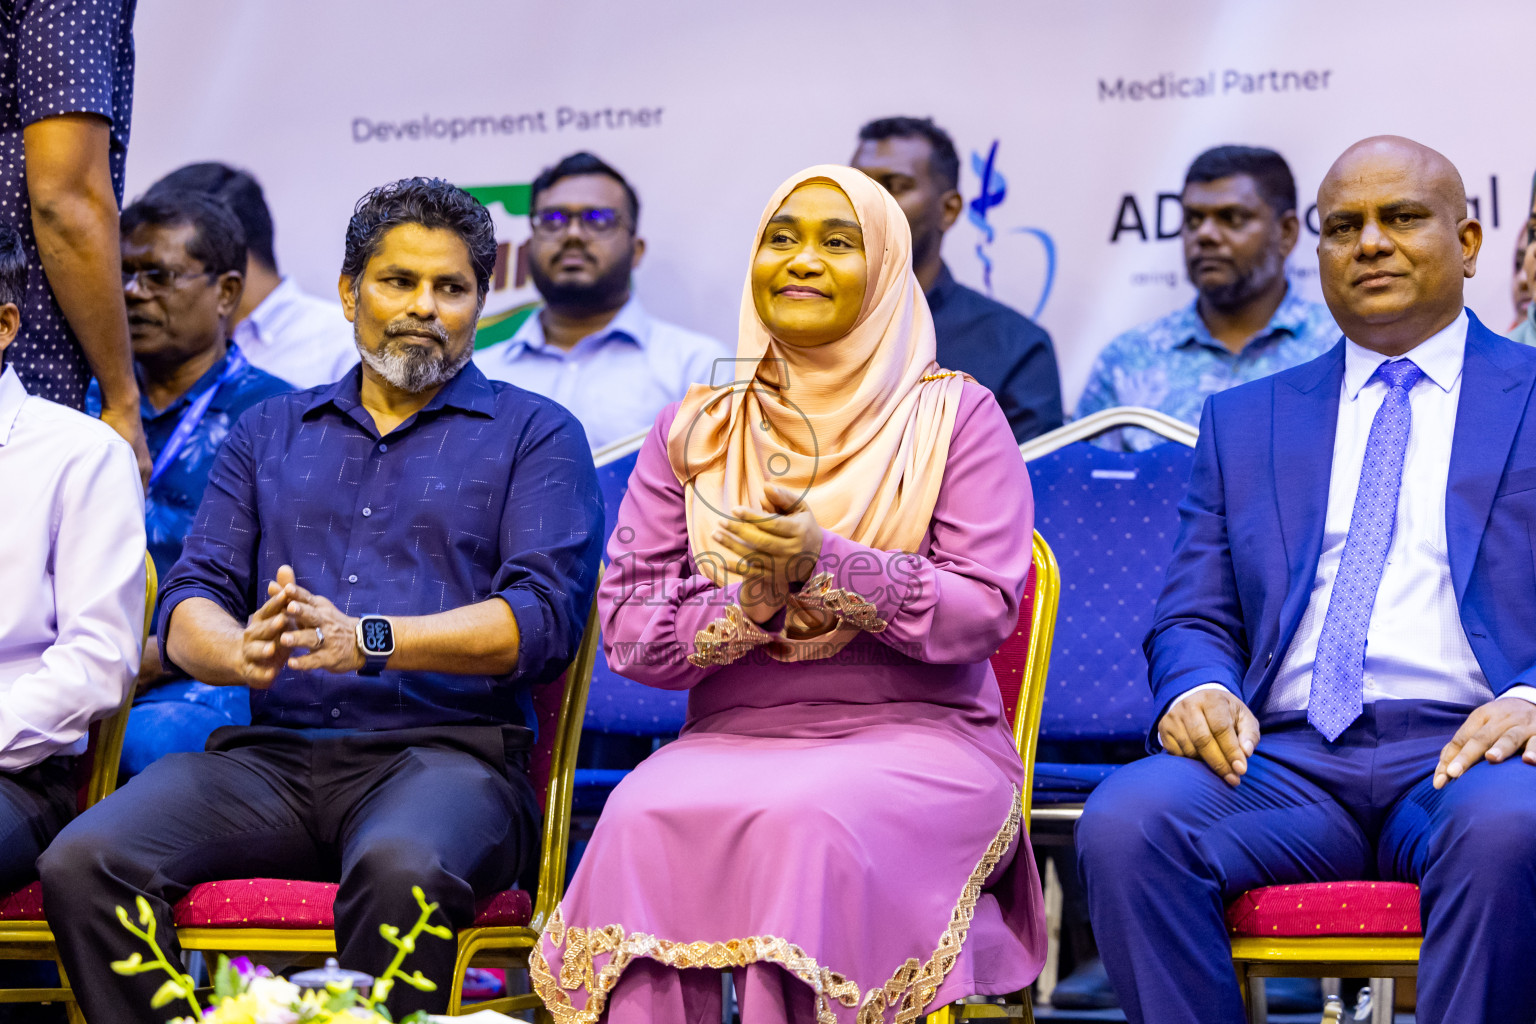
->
[111,897,203,1015]
[363,886,453,1007]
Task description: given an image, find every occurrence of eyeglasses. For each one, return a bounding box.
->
[530,207,627,237]
[122,266,217,292]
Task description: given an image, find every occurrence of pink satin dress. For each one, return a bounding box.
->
[532,383,1046,1023]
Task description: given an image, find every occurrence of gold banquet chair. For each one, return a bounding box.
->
[0,552,158,1021]
[926,530,1060,1023]
[1227,882,1418,1023]
[171,582,603,1016]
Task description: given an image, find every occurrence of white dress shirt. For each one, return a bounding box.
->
[0,366,145,769]
[231,277,358,389]
[474,297,729,450]
[1173,310,1536,718]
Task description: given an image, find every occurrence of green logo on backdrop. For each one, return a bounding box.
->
[463,182,538,349]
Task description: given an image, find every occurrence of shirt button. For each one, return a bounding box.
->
[348,574,358,584]
[362,507,372,517]
[330,708,341,719]
[378,443,387,453]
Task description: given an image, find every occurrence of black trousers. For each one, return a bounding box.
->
[0,757,75,893]
[39,726,538,1022]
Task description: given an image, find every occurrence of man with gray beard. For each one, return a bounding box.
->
[41,178,604,1020]
[1078,145,1339,451]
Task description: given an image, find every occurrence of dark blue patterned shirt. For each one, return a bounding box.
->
[158,363,603,731]
[0,0,136,409]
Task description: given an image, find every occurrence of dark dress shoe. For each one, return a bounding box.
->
[1050,957,1119,1010]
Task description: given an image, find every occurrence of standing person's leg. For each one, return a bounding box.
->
[1380,754,1536,1023]
[331,745,538,1015]
[39,746,320,1024]
[1076,727,1372,1024]
[0,758,76,892]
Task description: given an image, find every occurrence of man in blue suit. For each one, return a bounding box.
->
[1078,135,1536,1024]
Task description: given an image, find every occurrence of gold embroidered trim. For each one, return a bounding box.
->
[797,572,888,633]
[857,787,1023,1023]
[529,914,861,1024]
[919,371,960,382]
[528,787,1024,1024]
[686,604,775,667]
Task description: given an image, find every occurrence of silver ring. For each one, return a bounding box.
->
[314,628,324,648]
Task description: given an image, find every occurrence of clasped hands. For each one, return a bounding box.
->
[709,484,826,634]
[237,564,364,686]
[1160,688,1536,790]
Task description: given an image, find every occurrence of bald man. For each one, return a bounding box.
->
[1077,136,1536,1024]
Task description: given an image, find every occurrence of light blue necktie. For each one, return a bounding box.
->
[1308,358,1425,741]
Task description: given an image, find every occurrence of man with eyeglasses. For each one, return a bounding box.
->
[88,189,290,776]
[474,151,727,449]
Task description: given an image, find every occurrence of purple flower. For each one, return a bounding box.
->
[230,956,256,979]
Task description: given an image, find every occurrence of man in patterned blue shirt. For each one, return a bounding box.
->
[45,177,603,1021]
[1078,146,1339,451]
[88,190,291,777]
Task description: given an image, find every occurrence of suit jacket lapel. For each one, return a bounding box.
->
[1273,342,1344,642]
[1448,313,1536,604]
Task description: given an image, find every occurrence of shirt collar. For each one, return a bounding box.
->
[302,359,498,422]
[141,343,241,420]
[0,366,27,446]
[1343,308,1468,400]
[926,262,959,311]
[243,277,303,342]
[502,297,649,358]
[1166,282,1312,354]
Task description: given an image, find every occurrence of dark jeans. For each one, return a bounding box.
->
[0,757,75,892]
[1077,700,1536,1024]
[40,726,538,1022]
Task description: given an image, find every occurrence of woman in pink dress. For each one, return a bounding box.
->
[531,165,1045,1023]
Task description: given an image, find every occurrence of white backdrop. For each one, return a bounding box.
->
[127,0,1536,408]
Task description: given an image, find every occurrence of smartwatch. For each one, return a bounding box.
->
[355,615,395,676]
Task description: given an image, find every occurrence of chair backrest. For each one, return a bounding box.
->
[988,531,1060,828]
[79,552,158,811]
[586,437,689,736]
[1026,419,1196,746]
[1018,405,1197,461]
[527,579,603,930]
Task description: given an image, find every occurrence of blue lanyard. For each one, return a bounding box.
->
[148,347,249,489]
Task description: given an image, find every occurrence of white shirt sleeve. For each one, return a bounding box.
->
[0,436,144,770]
[1163,681,1238,721]
[1501,684,1536,706]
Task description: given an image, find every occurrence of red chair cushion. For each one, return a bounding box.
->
[172,878,532,929]
[1226,881,1421,938]
[0,881,44,921]
[990,562,1037,733]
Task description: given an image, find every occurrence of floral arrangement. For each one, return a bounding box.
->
[111,886,451,1023]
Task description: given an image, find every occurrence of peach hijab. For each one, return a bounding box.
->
[666,164,967,594]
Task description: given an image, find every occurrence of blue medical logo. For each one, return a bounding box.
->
[967,140,1057,321]
[968,142,1007,293]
